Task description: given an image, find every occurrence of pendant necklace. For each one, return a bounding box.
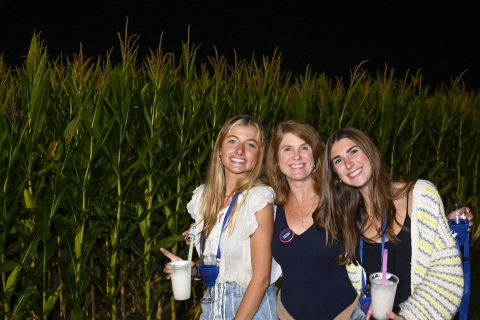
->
[279,196,318,244]
[292,196,318,229]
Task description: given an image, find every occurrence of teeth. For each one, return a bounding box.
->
[231,158,246,163]
[290,164,304,169]
[349,168,361,177]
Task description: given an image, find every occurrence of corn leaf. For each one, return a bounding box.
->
[43,283,64,317]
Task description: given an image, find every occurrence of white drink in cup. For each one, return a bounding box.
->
[370,272,399,320]
[169,261,191,300]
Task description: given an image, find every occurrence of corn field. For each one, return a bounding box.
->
[0,33,479,319]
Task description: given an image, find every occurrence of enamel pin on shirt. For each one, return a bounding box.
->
[279,228,294,243]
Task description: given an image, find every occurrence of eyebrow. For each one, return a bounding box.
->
[226,134,258,144]
[280,142,309,149]
[331,145,357,162]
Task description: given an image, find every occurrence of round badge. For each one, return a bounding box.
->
[279,228,294,243]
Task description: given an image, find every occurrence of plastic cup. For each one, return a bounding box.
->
[198,264,219,286]
[202,253,217,266]
[169,261,191,300]
[370,272,399,320]
[447,203,469,243]
[447,203,468,223]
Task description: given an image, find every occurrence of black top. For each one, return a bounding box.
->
[361,213,412,306]
[272,206,357,319]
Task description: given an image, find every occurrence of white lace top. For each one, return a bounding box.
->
[187,185,282,288]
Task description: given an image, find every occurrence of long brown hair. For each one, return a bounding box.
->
[199,115,267,241]
[266,120,325,206]
[315,127,414,265]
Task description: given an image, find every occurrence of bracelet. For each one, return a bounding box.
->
[191,263,202,281]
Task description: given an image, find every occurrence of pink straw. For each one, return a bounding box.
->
[382,249,388,285]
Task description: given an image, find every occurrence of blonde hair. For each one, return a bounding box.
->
[199,115,267,242]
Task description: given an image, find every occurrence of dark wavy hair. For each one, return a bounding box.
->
[315,127,414,265]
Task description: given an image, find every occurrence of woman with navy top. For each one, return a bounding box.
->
[161,115,280,320]
[266,121,363,319]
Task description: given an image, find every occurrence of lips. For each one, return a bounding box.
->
[348,167,362,178]
[290,164,305,169]
[230,157,246,163]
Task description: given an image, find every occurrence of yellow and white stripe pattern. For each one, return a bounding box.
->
[347,180,464,320]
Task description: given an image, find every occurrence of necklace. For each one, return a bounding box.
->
[290,196,318,229]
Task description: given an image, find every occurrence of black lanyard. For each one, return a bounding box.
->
[199,193,240,260]
[359,212,386,291]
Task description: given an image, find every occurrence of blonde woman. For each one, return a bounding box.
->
[161,115,280,320]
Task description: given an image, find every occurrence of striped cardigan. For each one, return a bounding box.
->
[347,179,464,319]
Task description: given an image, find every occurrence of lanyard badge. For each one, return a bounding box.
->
[359,212,386,314]
[198,193,240,285]
[359,288,372,314]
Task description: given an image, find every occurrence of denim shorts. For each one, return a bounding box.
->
[200,282,277,320]
[350,299,366,320]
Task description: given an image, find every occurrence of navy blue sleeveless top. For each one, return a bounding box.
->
[272,206,357,319]
[361,213,412,306]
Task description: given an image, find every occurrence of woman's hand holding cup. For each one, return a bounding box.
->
[446,204,473,231]
[160,247,182,280]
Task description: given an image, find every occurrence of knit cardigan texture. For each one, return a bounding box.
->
[346,179,464,319]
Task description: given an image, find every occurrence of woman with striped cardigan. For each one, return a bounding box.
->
[316,127,464,320]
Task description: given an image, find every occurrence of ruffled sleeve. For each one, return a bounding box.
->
[242,186,275,239]
[187,185,205,251]
[186,185,204,220]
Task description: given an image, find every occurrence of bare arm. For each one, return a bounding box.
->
[234,203,274,320]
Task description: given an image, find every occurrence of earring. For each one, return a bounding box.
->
[340,180,343,183]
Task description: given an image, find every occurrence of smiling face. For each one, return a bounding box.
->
[278,133,315,184]
[330,138,372,192]
[220,124,260,179]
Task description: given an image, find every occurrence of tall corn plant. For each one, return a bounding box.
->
[51,49,114,319]
[96,44,137,320]
[12,36,52,319]
[0,34,65,320]
[128,45,191,319]
[158,45,212,320]
[1,31,479,320]
[0,52,18,320]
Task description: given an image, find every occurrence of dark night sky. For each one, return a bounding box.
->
[1,1,479,90]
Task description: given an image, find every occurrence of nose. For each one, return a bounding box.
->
[344,157,353,168]
[292,150,301,160]
[235,144,245,154]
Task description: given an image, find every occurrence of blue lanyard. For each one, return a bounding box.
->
[360,211,386,291]
[199,193,240,260]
